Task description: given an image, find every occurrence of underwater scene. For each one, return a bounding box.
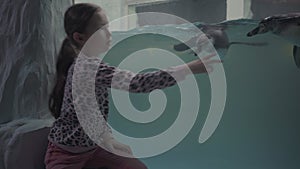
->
[104,19,300,169]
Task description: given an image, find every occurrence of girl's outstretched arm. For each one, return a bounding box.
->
[95,53,220,93]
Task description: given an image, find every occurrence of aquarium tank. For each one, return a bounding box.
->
[0,0,299,169]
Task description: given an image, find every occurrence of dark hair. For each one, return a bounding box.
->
[49,3,101,119]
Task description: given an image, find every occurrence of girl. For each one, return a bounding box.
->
[45,3,220,169]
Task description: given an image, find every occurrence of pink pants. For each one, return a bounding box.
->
[44,142,148,169]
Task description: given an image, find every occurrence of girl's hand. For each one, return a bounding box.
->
[187,53,222,74]
[111,139,133,157]
[101,132,133,157]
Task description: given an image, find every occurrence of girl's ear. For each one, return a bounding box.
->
[73,32,87,46]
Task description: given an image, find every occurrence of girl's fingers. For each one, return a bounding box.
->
[103,142,115,152]
[206,65,213,73]
[122,145,131,154]
[114,142,133,155]
[125,146,133,155]
[202,53,216,60]
[206,59,223,64]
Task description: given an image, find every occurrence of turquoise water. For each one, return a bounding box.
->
[103,19,300,169]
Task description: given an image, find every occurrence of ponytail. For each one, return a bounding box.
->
[49,38,76,119]
[49,3,101,118]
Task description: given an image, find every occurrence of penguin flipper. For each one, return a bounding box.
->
[293,46,300,69]
[174,43,191,51]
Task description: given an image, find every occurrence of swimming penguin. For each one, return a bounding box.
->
[247,13,300,68]
[174,25,267,59]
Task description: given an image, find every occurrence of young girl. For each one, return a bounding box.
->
[45,3,220,169]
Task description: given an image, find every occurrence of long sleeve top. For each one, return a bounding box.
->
[48,55,189,152]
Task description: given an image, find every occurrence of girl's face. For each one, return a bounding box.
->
[77,10,112,56]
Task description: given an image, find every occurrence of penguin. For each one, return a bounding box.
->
[174,24,267,59]
[247,13,300,68]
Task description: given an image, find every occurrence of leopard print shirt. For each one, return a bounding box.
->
[48,56,187,148]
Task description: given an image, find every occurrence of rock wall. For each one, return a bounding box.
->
[0,0,72,123]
